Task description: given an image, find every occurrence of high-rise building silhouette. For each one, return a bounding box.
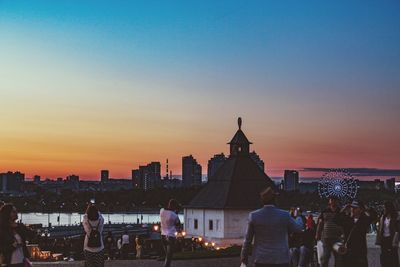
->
[207,153,226,180]
[132,169,140,188]
[101,170,109,182]
[182,155,202,187]
[132,162,161,191]
[146,162,161,190]
[283,170,299,191]
[66,174,80,190]
[250,151,265,172]
[164,159,170,179]
[0,171,25,192]
[33,175,41,184]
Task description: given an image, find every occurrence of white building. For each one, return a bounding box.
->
[184,118,274,246]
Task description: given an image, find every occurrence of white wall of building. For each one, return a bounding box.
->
[223,209,251,239]
[184,208,224,239]
[184,208,251,240]
[204,209,224,238]
[184,208,205,237]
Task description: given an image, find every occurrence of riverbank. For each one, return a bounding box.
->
[20,212,183,226]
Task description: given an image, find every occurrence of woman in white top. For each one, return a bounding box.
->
[0,203,34,267]
[160,199,181,267]
[376,201,399,267]
[83,204,105,267]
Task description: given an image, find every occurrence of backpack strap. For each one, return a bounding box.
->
[344,220,358,246]
[89,220,100,231]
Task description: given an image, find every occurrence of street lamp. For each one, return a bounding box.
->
[58,203,64,226]
[74,202,81,224]
[107,203,111,224]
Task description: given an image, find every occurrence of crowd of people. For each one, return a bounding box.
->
[1,192,400,267]
[0,199,182,267]
[241,186,400,267]
[81,202,181,267]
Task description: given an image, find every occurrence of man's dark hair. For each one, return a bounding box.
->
[167,199,180,211]
[0,203,16,237]
[384,201,397,218]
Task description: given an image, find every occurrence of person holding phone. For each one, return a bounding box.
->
[0,203,34,267]
[241,186,303,267]
[334,200,376,267]
[160,199,181,267]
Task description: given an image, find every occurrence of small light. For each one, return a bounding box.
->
[175,232,178,236]
[211,242,215,247]
[153,225,159,231]
[198,237,203,242]
[182,231,186,236]
[216,247,220,251]
[205,242,209,246]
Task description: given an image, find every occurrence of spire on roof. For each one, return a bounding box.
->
[228,117,252,156]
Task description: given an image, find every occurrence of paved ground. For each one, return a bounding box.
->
[32,235,389,267]
[31,250,382,267]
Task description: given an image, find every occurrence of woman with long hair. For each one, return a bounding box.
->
[82,204,105,267]
[0,203,33,267]
[376,201,400,267]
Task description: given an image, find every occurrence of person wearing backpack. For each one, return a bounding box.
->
[83,204,105,267]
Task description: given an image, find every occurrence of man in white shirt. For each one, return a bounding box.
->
[160,199,181,267]
[120,231,130,259]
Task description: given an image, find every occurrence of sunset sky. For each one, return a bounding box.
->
[1,1,399,180]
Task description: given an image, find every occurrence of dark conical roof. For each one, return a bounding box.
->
[186,155,274,209]
[187,117,274,210]
[228,129,252,145]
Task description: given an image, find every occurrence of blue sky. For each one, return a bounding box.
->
[0,1,399,178]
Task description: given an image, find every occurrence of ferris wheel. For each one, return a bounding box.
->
[318,169,358,200]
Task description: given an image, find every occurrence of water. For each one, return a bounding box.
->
[19,212,184,227]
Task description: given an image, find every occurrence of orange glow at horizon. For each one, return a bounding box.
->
[1,116,399,180]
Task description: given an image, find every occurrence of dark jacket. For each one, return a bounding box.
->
[334,212,374,256]
[376,213,400,246]
[302,227,316,249]
[0,223,34,265]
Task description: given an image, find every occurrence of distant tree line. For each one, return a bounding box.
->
[1,187,398,213]
[1,187,203,213]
